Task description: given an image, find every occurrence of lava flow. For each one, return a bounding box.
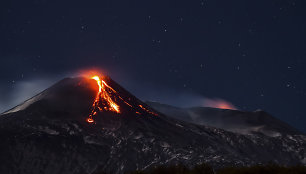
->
[87,75,120,123]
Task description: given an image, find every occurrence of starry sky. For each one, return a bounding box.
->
[1,0,306,132]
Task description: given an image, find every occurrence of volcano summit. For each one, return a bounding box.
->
[0,75,305,174]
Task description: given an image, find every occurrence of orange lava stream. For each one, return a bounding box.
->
[87,75,120,123]
[139,105,158,116]
[86,74,158,123]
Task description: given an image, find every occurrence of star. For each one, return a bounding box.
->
[81,25,86,30]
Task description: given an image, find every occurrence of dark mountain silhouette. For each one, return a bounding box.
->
[145,101,302,137]
[0,76,305,174]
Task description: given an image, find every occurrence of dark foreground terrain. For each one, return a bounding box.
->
[114,163,306,174]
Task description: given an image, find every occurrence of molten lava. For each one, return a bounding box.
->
[85,73,158,123]
[87,75,120,123]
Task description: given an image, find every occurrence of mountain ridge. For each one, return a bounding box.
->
[146,101,302,137]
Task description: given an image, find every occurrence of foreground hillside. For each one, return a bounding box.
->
[127,163,306,174]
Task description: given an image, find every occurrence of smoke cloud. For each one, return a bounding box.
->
[202,98,238,110]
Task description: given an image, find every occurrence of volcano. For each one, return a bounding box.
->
[0,75,305,174]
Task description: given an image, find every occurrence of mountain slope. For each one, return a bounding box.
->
[146,101,302,137]
[0,76,305,174]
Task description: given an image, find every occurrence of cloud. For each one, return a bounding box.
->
[0,78,56,113]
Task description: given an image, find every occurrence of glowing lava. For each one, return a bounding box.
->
[87,75,120,123]
[84,73,158,123]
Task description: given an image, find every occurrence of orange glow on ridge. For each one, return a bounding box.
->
[203,98,237,110]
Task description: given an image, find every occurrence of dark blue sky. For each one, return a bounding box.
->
[1,0,306,132]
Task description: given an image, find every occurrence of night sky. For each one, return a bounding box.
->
[1,0,306,132]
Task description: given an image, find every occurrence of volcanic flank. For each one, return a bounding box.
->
[0,75,305,174]
[2,75,159,129]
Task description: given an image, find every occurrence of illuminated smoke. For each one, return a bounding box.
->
[203,98,238,110]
